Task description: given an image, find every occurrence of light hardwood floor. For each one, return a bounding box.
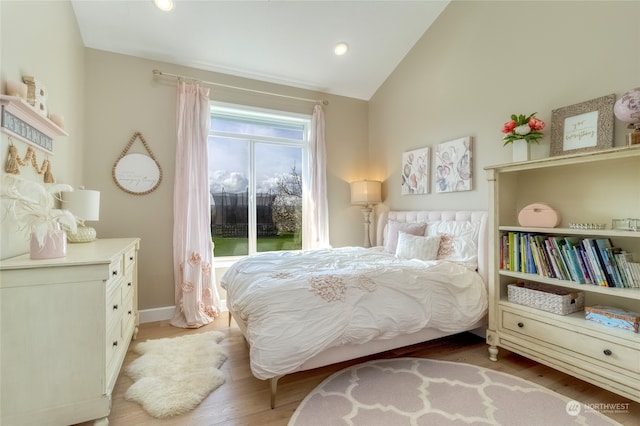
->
[93,313,638,425]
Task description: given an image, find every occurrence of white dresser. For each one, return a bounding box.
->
[0,238,140,425]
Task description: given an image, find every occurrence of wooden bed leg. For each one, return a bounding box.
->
[228,311,232,327]
[270,376,282,409]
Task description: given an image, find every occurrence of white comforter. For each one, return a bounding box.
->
[221,246,488,380]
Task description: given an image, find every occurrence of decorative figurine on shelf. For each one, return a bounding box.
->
[614,87,640,145]
[22,76,48,117]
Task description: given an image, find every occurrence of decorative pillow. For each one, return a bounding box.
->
[395,232,441,261]
[426,221,480,270]
[383,220,427,254]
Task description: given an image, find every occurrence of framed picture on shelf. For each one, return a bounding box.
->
[401,147,429,195]
[550,94,615,156]
[435,136,472,193]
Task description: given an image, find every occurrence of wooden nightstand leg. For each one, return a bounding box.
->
[488,345,498,362]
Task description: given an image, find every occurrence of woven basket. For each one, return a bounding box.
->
[507,282,584,315]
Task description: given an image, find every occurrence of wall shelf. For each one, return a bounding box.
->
[0,94,67,154]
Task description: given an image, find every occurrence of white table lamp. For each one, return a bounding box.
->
[62,188,100,243]
[350,180,382,248]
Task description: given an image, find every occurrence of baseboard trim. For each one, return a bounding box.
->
[139,300,228,324]
[139,306,175,324]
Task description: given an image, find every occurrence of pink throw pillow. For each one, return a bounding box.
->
[383,220,426,253]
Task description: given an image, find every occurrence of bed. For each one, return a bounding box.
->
[221,210,489,408]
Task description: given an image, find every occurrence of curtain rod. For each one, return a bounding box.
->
[152,69,328,105]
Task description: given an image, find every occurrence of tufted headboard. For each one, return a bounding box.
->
[375,210,489,285]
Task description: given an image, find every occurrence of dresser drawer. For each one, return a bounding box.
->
[122,295,135,339]
[501,310,640,373]
[106,285,122,331]
[124,246,136,273]
[105,320,122,375]
[107,255,124,290]
[122,270,134,302]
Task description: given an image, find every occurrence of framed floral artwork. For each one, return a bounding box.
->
[401,147,429,195]
[435,136,472,193]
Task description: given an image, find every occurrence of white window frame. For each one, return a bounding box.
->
[209,102,311,263]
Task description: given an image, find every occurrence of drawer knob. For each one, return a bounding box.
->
[129,256,134,261]
[112,341,118,347]
[112,270,118,276]
[113,304,119,310]
[603,349,612,356]
[128,282,132,287]
[517,322,524,328]
[128,310,133,315]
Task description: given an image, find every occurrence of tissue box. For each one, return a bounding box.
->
[585,305,640,333]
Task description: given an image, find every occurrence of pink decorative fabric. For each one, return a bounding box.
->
[383,220,426,254]
[170,81,221,328]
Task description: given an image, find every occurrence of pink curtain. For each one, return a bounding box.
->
[170,81,221,328]
[303,105,330,249]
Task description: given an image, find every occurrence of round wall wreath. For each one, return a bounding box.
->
[112,132,162,195]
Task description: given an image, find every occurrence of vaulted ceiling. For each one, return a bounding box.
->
[71,1,450,100]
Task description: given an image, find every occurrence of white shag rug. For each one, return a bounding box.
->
[124,331,227,418]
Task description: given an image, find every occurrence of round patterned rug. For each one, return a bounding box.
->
[288,358,621,426]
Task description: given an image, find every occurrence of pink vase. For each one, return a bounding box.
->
[30,229,67,259]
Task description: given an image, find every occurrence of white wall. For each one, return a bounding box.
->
[369,0,639,215]
[0,1,85,259]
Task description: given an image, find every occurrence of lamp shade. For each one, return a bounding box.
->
[350,180,382,206]
[62,189,100,221]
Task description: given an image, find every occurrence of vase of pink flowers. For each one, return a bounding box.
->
[501,112,545,162]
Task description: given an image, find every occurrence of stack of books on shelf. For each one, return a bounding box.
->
[500,232,640,288]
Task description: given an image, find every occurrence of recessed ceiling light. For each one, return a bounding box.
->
[153,0,174,11]
[334,42,349,56]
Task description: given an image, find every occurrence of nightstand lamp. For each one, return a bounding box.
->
[62,188,100,243]
[350,180,382,248]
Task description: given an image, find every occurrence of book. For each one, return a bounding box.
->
[508,232,518,272]
[573,246,592,284]
[582,238,608,286]
[629,262,640,288]
[577,246,596,285]
[606,247,628,288]
[548,238,570,280]
[535,235,555,278]
[550,237,573,282]
[544,239,563,279]
[595,238,620,287]
[564,237,585,284]
[614,251,635,288]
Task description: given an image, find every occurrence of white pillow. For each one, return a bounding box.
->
[395,232,441,261]
[426,221,480,270]
[383,220,427,254]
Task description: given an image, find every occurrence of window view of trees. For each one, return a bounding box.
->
[208,105,308,257]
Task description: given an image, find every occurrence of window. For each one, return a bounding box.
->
[208,103,310,258]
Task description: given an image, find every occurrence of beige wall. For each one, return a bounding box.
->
[0,1,85,259]
[369,0,639,213]
[83,50,368,310]
[3,0,638,313]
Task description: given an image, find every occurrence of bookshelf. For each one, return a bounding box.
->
[485,145,640,403]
